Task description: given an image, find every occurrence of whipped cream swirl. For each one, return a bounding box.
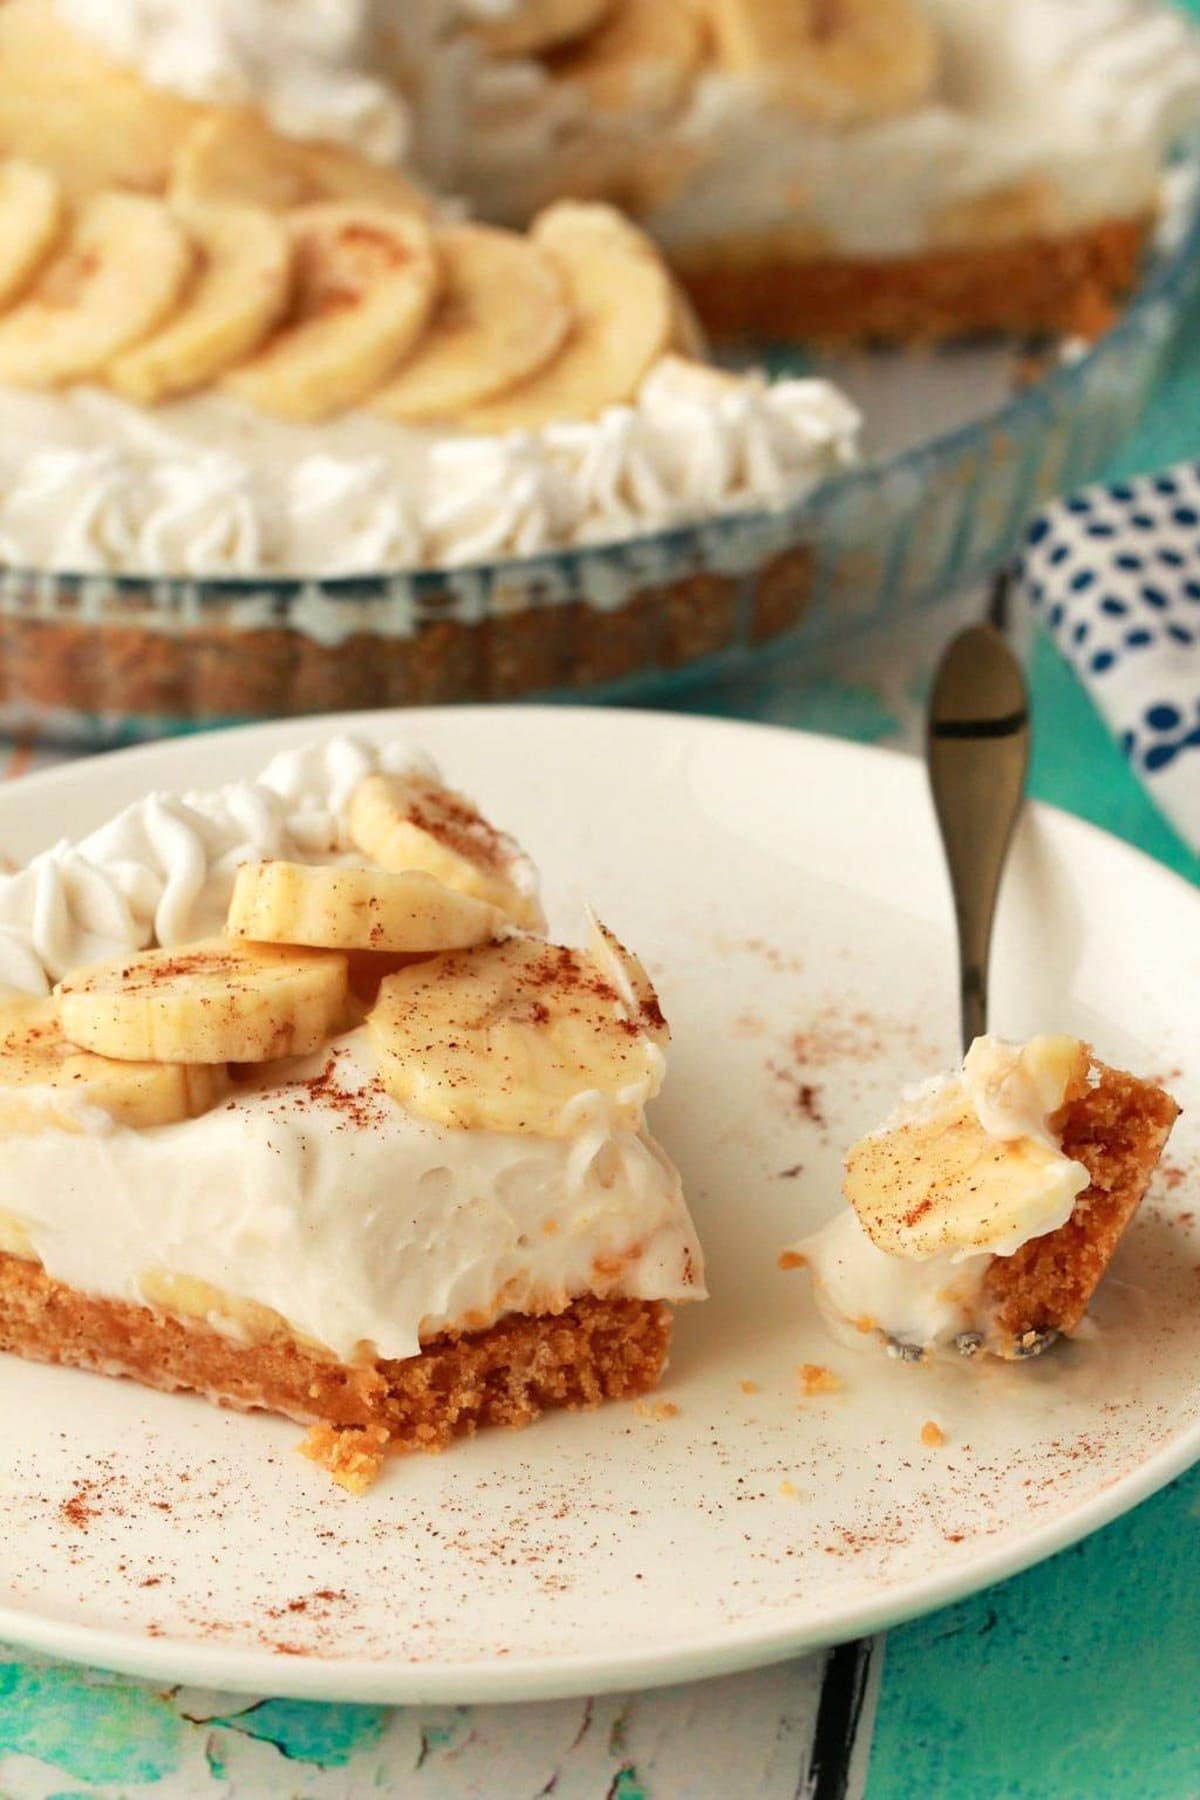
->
[0,736,442,993]
[0,359,860,578]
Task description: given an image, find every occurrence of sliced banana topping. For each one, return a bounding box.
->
[346,770,545,933]
[226,860,507,954]
[367,919,668,1135]
[0,159,63,308]
[0,0,199,198]
[703,0,938,125]
[465,202,673,432]
[474,0,616,58]
[108,200,293,405]
[0,192,194,385]
[844,1036,1093,1261]
[374,224,571,425]
[221,202,439,422]
[171,111,429,217]
[548,0,707,117]
[0,996,228,1134]
[56,938,349,1065]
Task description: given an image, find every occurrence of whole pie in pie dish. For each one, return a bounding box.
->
[0,0,1194,734]
[0,736,704,1490]
[23,0,1200,346]
[788,1034,1179,1360]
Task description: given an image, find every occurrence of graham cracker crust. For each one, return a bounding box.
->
[0,544,812,729]
[673,217,1149,345]
[0,1254,672,1487]
[984,1061,1180,1352]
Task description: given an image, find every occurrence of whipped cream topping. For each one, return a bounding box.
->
[792,1035,1093,1355]
[0,1025,702,1360]
[0,360,860,579]
[0,736,458,994]
[56,0,416,163]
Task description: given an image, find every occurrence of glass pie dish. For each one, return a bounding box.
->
[3,160,1199,748]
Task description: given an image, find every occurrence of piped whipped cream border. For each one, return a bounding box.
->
[0,359,859,580]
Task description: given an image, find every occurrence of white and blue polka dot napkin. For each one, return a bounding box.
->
[1016,464,1200,856]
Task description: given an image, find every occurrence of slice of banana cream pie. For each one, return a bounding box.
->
[0,737,703,1490]
[789,1035,1178,1361]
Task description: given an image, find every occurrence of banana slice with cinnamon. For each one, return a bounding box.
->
[221,203,439,422]
[0,192,193,385]
[368,918,668,1135]
[374,223,570,424]
[464,202,673,431]
[109,200,293,405]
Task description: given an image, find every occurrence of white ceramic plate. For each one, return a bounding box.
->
[0,707,1196,1704]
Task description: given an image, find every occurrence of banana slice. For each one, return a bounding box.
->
[0,996,228,1135]
[0,0,199,199]
[108,201,293,405]
[0,160,64,309]
[548,0,707,116]
[226,861,507,953]
[845,1038,1093,1260]
[703,0,938,125]
[464,202,673,432]
[0,192,194,387]
[346,770,545,931]
[172,111,429,216]
[368,918,668,1135]
[221,203,439,422]
[57,938,348,1065]
[373,224,570,424]
[474,0,615,57]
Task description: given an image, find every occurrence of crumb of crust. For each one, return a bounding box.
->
[299,1422,391,1494]
[633,1399,679,1422]
[739,1379,760,1394]
[778,1249,806,1271]
[779,1479,799,1500]
[797,1362,842,1397]
[921,1419,947,1448]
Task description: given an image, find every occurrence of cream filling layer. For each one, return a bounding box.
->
[0,1027,704,1363]
[797,1208,991,1354]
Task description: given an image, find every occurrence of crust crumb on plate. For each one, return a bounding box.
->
[300,1422,392,1495]
[797,1362,842,1397]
